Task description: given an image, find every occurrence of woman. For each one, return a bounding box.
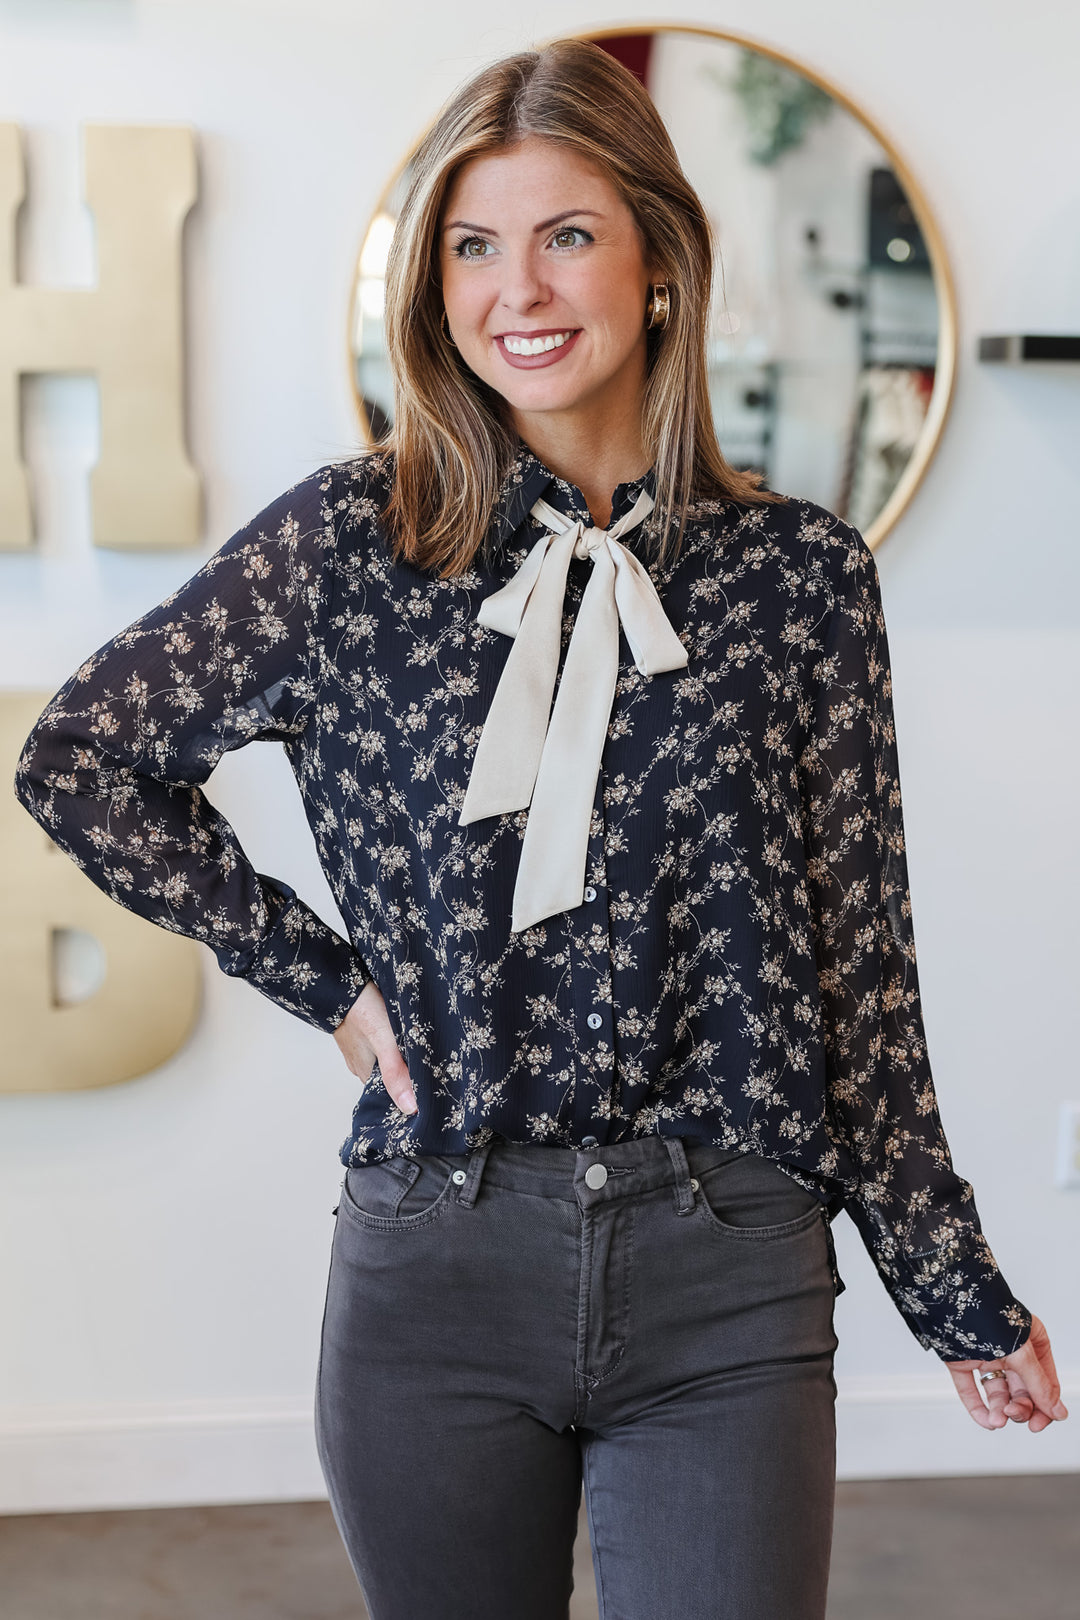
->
[13,37,1067,1620]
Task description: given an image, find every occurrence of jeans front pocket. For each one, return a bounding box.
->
[340,1153,465,1231]
[692,1150,824,1241]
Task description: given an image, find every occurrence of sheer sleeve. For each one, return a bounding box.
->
[12,464,371,1034]
[801,526,1032,1361]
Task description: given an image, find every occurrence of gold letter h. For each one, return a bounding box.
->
[0,122,201,551]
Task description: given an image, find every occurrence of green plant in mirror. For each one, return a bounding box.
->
[719,49,835,165]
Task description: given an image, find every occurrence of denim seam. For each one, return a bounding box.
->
[575,1204,634,1397]
[820,1205,846,1297]
[582,1439,608,1620]
[313,1215,343,1502]
[339,1169,457,1231]
[470,1183,579,1206]
[693,1201,823,1241]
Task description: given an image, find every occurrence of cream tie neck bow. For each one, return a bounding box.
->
[458,487,688,933]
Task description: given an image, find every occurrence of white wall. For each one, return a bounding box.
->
[1,0,1078,1512]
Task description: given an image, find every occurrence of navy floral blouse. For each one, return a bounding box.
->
[12,443,1032,1363]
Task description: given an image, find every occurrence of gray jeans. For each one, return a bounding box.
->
[315,1134,840,1620]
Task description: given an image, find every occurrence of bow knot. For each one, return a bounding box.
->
[459,485,688,933]
[573,524,607,562]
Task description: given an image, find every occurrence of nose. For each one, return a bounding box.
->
[497,249,550,316]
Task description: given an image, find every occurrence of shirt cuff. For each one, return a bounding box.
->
[884,1233,1034,1362]
[217,874,373,1034]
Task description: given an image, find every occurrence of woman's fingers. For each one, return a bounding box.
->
[331,982,418,1115]
[1011,1317,1068,1424]
[379,1044,419,1115]
[945,1316,1069,1433]
[982,1371,1015,1428]
[985,1369,1036,1428]
[945,1364,1035,1430]
[1000,1373,1035,1424]
[947,1363,999,1429]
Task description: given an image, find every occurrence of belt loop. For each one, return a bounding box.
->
[663,1136,695,1215]
[456,1138,495,1209]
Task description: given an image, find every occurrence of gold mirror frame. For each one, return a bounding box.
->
[347,22,957,553]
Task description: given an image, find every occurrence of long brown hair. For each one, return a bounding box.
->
[377,37,781,578]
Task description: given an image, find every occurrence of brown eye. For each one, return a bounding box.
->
[551,227,593,252]
[452,237,491,261]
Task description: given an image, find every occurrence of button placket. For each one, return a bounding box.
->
[564,771,616,1137]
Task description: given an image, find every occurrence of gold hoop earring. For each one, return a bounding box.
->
[440,309,457,347]
[645,283,671,331]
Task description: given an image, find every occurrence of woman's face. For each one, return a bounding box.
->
[438,135,657,434]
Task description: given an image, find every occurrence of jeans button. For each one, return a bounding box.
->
[584,1163,608,1189]
[451,1170,467,1185]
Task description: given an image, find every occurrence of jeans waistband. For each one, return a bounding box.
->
[451,1134,750,1214]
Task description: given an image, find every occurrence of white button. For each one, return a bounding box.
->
[452,1170,467,1185]
[584,885,597,902]
[587,1012,603,1030]
[690,1178,700,1192]
[584,1163,608,1189]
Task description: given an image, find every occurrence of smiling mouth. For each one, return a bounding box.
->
[499,329,579,356]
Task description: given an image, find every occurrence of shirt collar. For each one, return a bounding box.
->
[488,439,658,554]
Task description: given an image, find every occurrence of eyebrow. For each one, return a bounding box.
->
[442,208,604,235]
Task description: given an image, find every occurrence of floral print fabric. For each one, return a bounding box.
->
[13,445,1032,1362]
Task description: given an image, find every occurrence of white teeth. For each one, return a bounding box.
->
[502,331,574,355]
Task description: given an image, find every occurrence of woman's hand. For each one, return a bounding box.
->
[945,1315,1068,1432]
[331,981,418,1116]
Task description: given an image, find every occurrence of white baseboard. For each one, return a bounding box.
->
[0,1397,327,1517]
[2,1375,1078,1516]
[835,1371,1080,1479]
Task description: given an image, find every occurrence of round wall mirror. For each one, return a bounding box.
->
[348,25,956,550]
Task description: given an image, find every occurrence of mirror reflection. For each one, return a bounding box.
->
[350,27,953,546]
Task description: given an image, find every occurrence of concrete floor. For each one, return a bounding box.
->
[0,1475,1076,1618]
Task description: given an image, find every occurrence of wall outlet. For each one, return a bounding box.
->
[1055,1102,1080,1189]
